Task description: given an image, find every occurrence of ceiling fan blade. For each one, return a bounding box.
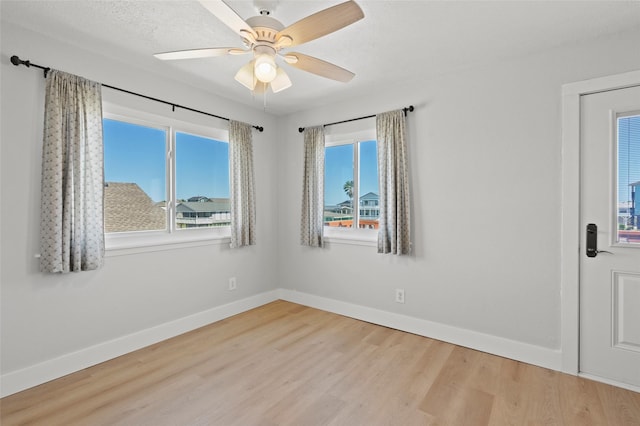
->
[276,0,364,48]
[284,52,355,83]
[154,47,242,60]
[198,0,256,38]
[270,67,292,93]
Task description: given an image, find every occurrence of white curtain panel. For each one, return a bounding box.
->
[40,70,104,273]
[300,126,325,247]
[376,109,411,255]
[229,120,256,248]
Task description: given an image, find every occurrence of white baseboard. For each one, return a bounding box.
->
[2,288,564,398]
[0,290,280,398]
[579,373,640,394]
[278,289,563,372]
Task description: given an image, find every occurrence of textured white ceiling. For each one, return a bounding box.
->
[2,1,639,115]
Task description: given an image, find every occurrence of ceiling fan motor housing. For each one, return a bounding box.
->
[246,16,284,43]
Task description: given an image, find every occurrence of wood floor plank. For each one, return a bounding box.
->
[2,301,639,425]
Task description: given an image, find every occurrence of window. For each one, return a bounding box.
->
[103,104,230,250]
[324,126,379,240]
[616,113,640,244]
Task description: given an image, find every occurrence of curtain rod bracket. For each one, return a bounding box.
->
[10,54,264,132]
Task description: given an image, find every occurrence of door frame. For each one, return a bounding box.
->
[561,69,640,376]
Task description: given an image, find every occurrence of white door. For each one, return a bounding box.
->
[580,84,640,389]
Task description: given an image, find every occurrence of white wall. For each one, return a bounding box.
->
[0,23,279,390]
[2,18,640,396]
[276,29,640,360]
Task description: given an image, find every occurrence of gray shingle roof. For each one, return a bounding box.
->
[177,199,230,213]
[104,182,166,232]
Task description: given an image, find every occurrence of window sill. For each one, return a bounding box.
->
[105,228,231,256]
[323,228,377,247]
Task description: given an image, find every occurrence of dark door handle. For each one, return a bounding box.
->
[586,223,613,257]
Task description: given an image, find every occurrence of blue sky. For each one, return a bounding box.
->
[105,114,634,212]
[104,118,379,205]
[103,119,229,202]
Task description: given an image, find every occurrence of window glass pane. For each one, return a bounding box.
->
[103,118,167,233]
[359,140,379,229]
[175,132,230,229]
[617,115,640,244]
[325,144,354,228]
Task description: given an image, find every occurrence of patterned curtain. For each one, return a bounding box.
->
[40,70,104,273]
[229,120,256,248]
[376,109,411,255]
[300,126,325,247]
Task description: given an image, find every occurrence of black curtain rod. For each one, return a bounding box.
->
[10,55,264,132]
[298,105,414,133]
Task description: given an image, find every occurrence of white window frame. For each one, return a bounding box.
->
[324,120,378,246]
[103,101,231,255]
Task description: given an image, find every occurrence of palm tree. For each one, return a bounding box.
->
[343,180,354,207]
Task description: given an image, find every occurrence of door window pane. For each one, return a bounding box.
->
[175,132,230,228]
[617,114,640,244]
[103,119,167,233]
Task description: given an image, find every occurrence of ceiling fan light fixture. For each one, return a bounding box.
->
[254,53,277,83]
[234,60,257,90]
[270,67,292,93]
[160,0,365,96]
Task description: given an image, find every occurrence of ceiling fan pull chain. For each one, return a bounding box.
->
[263,83,267,111]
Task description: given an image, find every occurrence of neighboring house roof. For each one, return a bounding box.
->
[360,192,379,200]
[335,193,379,207]
[177,199,230,213]
[630,181,640,188]
[187,196,209,202]
[104,182,165,232]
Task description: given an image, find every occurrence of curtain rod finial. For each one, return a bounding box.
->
[10,55,28,67]
[298,127,305,133]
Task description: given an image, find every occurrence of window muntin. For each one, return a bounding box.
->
[324,127,379,237]
[616,113,640,245]
[102,104,230,250]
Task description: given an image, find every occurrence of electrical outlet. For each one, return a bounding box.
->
[228,277,237,291]
[395,288,405,304]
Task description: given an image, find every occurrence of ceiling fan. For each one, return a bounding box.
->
[154,0,364,93]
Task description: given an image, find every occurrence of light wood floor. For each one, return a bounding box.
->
[2,300,639,425]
